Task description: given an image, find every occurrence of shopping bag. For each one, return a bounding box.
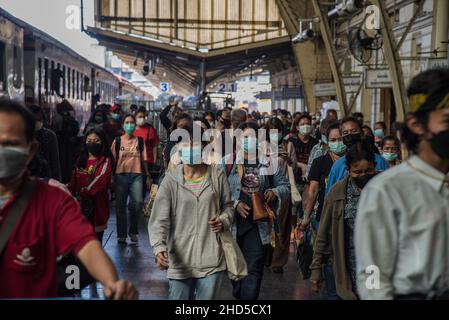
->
[295,225,314,280]
[210,165,248,281]
[143,184,158,217]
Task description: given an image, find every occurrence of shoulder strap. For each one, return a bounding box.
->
[137,137,145,174]
[114,136,121,161]
[113,136,121,174]
[0,178,36,254]
[137,137,144,154]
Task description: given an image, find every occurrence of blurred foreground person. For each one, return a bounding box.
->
[355,69,449,300]
[0,99,138,299]
[149,124,234,300]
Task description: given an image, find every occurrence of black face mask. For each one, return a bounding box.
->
[352,173,377,189]
[429,129,449,160]
[86,143,103,157]
[343,133,362,148]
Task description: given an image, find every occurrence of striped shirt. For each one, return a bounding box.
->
[184,174,206,197]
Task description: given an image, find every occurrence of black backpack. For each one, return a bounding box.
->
[113,136,145,174]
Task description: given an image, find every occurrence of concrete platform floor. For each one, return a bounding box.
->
[81,209,324,300]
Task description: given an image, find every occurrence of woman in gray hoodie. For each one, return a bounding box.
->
[149,123,234,300]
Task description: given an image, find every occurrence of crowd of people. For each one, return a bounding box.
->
[0,68,448,300]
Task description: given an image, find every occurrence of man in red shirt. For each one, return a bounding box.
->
[0,99,138,299]
[134,107,159,169]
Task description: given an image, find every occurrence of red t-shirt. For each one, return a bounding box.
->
[134,124,159,164]
[0,178,97,298]
[69,156,112,231]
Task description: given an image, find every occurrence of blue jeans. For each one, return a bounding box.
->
[115,173,143,239]
[323,261,339,300]
[168,272,224,300]
[232,225,268,300]
[314,219,339,300]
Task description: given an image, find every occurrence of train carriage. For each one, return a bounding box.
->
[0,9,25,101]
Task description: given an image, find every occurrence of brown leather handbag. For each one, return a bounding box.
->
[251,192,275,222]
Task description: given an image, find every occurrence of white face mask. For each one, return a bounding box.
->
[299,124,313,136]
[136,118,145,126]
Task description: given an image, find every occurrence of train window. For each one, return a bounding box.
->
[80,73,84,100]
[67,67,71,98]
[76,71,80,99]
[62,66,66,98]
[38,58,42,103]
[44,59,49,95]
[72,69,75,99]
[13,46,23,89]
[50,61,55,94]
[0,42,5,91]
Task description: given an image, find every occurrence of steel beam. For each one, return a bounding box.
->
[396,0,425,52]
[371,0,407,121]
[276,0,322,112]
[311,0,348,115]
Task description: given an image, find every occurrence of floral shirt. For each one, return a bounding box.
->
[344,179,361,294]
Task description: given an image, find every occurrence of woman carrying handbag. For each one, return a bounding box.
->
[218,122,290,300]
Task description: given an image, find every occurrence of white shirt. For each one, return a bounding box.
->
[355,156,449,299]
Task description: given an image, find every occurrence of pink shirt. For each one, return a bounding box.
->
[111,135,148,174]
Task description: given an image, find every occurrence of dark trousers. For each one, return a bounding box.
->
[232,225,268,300]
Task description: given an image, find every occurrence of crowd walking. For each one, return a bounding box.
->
[0,68,448,301]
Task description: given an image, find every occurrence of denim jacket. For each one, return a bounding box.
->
[217,152,290,245]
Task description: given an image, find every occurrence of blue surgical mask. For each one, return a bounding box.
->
[179,146,202,165]
[243,136,258,153]
[374,129,385,138]
[124,123,136,135]
[321,135,328,144]
[382,152,398,162]
[269,133,281,143]
[328,141,346,155]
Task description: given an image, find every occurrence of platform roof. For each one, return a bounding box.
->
[87,0,292,95]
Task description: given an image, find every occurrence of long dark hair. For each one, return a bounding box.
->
[77,128,113,169]
[265,117,285,138]
[346,141,376,169]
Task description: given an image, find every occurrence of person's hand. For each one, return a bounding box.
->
[103,280,139,300]
[310,279,322,293]
[264,190,276,203]
[156,251,169,270]
[300,215,311,231]
[209,217,224,233]
[236,201,250,219]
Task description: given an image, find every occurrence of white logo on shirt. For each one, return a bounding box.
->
[14,248,37,266]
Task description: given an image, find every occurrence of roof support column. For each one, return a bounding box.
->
[276,0,333,113]
[371,0,407,121]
